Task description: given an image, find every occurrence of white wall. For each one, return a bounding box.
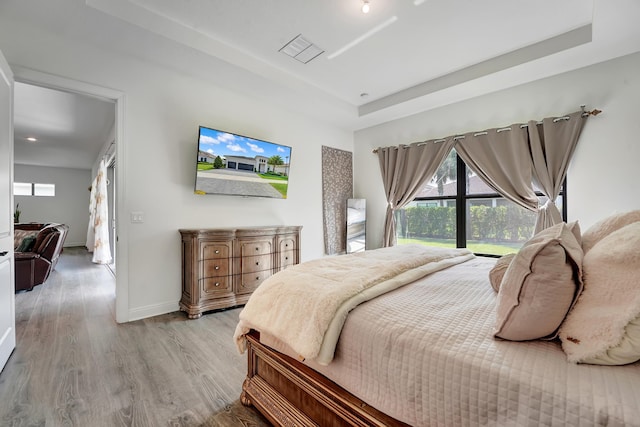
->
[14,165,91,247]
[0,13,353,320]
[354,52,640,250]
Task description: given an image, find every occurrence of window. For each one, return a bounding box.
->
[13,182,32,196]
[396,149,565,256]
[14,182,56,197]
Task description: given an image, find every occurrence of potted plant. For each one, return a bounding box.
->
[14,203,20,223]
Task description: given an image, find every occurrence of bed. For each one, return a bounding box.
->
[235,218,640,426]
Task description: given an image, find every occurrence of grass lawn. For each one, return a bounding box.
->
[270,183,288,198]
[397,237,523,256]
[258,173,288,181]
[197,163,213,171]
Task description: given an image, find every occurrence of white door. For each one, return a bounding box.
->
[0,50,15,371]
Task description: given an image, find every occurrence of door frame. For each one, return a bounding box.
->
[0,50,16,370]
[12,66,129,323]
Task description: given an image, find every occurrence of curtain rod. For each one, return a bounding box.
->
[372,107,602,154]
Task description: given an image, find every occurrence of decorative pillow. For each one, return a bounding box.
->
[16,234,37,252]
[567,220,582,246]
[581,210,640,254]
[559,221,640,365]
[14,229,36,249]
[489,253,515,293]
[494,222,583,341]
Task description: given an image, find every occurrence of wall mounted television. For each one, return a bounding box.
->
[194,126,292,199]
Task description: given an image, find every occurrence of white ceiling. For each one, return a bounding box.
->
[13,82,115,169]
[7,0,640,168]
[85,0,640,126]
[111,0,594,106]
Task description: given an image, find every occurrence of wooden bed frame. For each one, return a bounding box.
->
[241,331,410,427]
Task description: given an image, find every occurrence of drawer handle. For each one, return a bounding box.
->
[0,251,7,257]
[286,244,289,247]
[255,247,259,251]
[215,250,219,254]
[285,257,289,260]
[215,266,219,270]
[256,276,260,280]
[255,261,259,266]
[215,282,220,287]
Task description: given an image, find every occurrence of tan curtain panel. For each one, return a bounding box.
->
[455,125,538,213]
[528,111,586,233]
[375,108,593,246]
[377,139,455,247]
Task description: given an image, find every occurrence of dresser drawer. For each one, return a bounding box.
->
[201,242,231,260]
[279,236,297,253]
[202,258,231,278]
[239,240,272,257]
[237,269,273,294]
[201,276,232,296]
[240,254,272,274]
[279,250,296,270]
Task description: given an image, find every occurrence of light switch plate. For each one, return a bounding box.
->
[130,211,144,223]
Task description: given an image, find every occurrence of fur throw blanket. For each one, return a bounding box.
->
[234,245,474,365]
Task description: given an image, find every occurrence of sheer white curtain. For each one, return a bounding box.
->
[87,159,112,264]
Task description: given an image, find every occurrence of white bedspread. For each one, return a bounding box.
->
[234,244,474,365]
[263,257,640,426]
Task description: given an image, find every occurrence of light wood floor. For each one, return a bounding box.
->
[0,247,270,426]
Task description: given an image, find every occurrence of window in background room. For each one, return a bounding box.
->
[396,149,565,256]
[13,182,32,196]
[34,183,55,196]
[13,182,56,197]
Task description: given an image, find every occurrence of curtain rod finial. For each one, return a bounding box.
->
[589,108,602,116]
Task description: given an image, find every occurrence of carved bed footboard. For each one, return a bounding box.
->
[241,331,409,427]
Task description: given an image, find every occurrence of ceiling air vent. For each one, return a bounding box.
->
[279,34,324,64]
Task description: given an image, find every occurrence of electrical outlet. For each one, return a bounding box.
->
[130,211,144,223]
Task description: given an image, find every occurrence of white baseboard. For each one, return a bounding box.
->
[128,301,180,322]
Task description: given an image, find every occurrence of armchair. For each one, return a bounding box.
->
[14,223,69,292]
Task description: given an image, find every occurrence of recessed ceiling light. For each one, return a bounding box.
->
[362,1,370,13]
[26,137,37,142]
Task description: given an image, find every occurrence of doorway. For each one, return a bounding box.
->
[12,66,128,323]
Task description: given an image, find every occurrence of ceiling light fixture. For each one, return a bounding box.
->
[26,137,37,142]
[362,1,370,13]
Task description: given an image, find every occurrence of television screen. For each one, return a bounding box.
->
[195,126,292,199]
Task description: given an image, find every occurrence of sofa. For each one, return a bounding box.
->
[14,223,69,292]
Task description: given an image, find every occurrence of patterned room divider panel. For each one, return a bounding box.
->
[321,146,353,255]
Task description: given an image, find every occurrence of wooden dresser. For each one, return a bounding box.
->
[179,226,301,318]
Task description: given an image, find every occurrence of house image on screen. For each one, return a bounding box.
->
[197,150,216,164]
[225,155,269,172]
